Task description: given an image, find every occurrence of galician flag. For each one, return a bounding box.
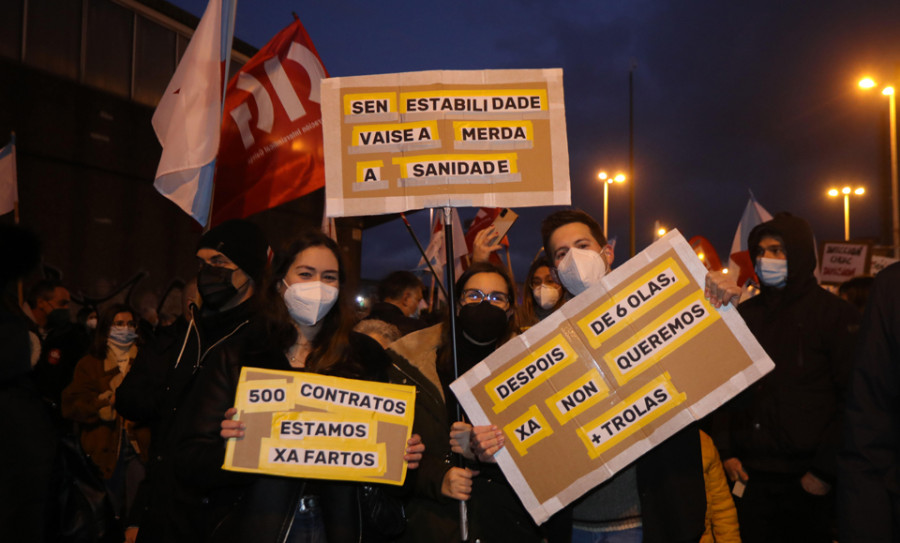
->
[728,193,773,288]
[0,134,16,215]
[152,0,237,226]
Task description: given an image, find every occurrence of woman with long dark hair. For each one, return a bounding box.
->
[177,229,423,543]
[62,303,150,524]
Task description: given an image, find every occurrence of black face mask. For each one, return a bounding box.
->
[46,307,71,328]
[457,301,509,344]
[197,264,238,311]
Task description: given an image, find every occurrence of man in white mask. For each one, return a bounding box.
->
[706,212,859,543]
[541,209,614,297]
[537,209,707,543]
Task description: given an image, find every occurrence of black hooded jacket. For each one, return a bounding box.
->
[712,213,859,480]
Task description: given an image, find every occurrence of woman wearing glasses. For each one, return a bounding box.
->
[389,262,543,542]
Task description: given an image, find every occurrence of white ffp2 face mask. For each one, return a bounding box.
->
[755,257,788,288]
[282,280,339,326]
[533,284,561,310]
[556,247,608,296]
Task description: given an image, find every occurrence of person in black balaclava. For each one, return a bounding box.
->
[116,219,270,543]
[709,212,859,543]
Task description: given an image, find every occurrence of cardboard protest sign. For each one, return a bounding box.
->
[321,69,571,217]
[223,367,416,486]
[450,231,774,524]
[819,241,871,283]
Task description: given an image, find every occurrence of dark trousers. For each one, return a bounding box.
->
[734,470,833,543]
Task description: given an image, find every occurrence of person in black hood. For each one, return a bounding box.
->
[709,212,860,543]
[116,219,270,543]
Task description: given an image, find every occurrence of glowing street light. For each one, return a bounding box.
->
[859,76,899,257]
[653,220,668,240]
[598,171,627,237]
[827,185,865,240]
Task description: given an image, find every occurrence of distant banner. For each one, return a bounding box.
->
[450,231,774,524]
[223,368,415,485]
[322,69,571,217]
[818,240,871,283]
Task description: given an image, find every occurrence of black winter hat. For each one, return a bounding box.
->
[197,219,270,284]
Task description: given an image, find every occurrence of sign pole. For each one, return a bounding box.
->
[442,206,469,541]
[401,213,449,300]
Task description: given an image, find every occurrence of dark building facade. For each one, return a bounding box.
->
[0,0,342,318]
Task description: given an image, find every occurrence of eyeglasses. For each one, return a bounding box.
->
[460,289,510,307]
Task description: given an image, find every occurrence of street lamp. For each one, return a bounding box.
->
[827,186,865,241]
[653,220,668,240]
[598,171,626,237]
[859,77,899,257]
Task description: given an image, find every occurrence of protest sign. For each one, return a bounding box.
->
[321,69,571,217]
[870,254,899,275]
[819,241,871,283]
[450,231,774,524]
[223,367,416,485]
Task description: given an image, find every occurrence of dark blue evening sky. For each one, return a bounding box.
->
[171,0,900,282]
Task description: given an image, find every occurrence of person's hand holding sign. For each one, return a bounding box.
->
[704,270,742,308]
[471,425,505,463]
[404,434,425,470]
[220,407,245,439]
[450,421,476,460]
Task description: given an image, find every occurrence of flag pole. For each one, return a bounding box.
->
[401,213,448,299]
[203,0,239,232]
[442,206,469,541]
[9,131,23,307]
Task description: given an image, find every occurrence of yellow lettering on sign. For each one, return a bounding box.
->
[503,405,554,457]
[343,92,396,116]
[545,369,610,425]
[576,372,686,459]
[355,160,384,184]
[576,258,688,349]
[259,437,387,480]
[453,120,533,142]
[351,120,439,148]
[392,153,518,178]
[399,89,548,114]
[485,334,577,414]
[604,292,719,386]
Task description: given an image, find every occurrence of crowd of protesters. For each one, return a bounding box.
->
[1,205,897,543]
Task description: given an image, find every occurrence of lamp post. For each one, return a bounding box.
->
[827,186,865,241]
[598,171,626,237]
[859,77,899,257]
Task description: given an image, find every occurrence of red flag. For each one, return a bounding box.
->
[210,17,328,226]
[688,236,722,271]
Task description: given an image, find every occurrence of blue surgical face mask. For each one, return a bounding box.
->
[109,325,138,345]
[755,257,788,288]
